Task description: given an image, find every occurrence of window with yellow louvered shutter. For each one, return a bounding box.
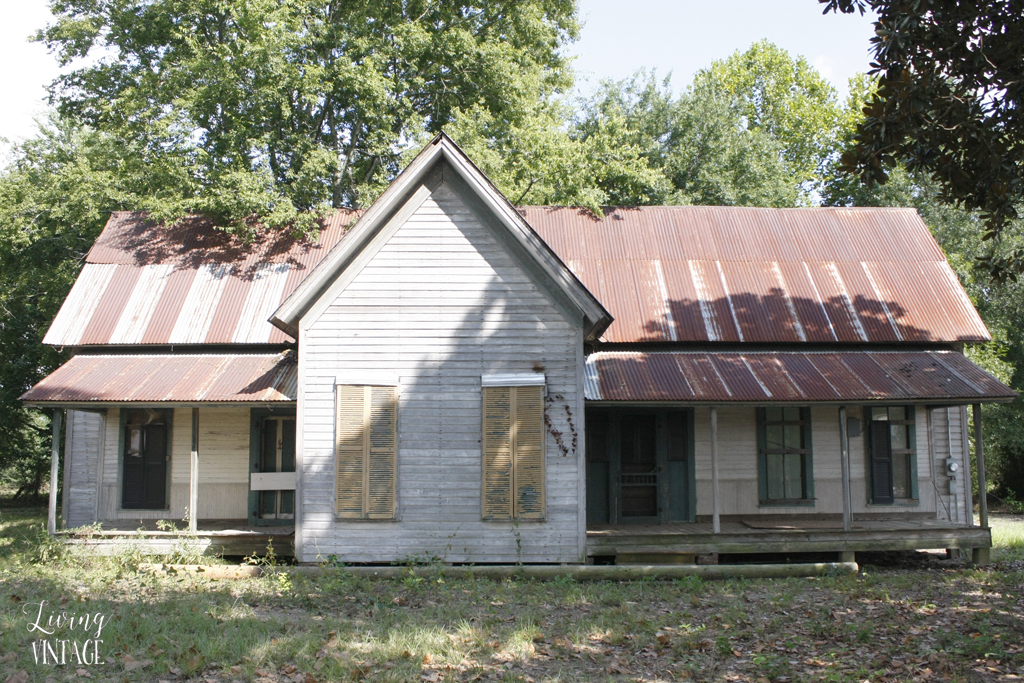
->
[482,384,545,521]
[335,384,397,519]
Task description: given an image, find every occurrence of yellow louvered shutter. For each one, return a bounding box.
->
[367,386,397,519]
[482,385,545,521]
[482,386,513,520]
[335,384,397,519]
[513,385,545,520]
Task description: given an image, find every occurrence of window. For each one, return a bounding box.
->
[757,407,814,504]
[335,385,398,519]
[867,406,917,504]
[482,385,545,521]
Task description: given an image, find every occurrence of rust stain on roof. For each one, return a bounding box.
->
[20,353,297,403]
[584,350,1016,403]
[44,211,359,346]
[523,206,990,344]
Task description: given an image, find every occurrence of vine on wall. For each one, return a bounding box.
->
[545,393,578,457]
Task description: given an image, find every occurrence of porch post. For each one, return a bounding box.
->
[190,407,199,533]
[710,407,720,534]
[839,407,851,532]
[47,409,63,536]
[971,403,990,566]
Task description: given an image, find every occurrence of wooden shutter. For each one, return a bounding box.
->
[514,386,545,520]
[870,421,894,504]
[367,386,398,519]
[482,387,513,520]
[335,385,367,518]
[336,385,397,519]
[482,385,545,521]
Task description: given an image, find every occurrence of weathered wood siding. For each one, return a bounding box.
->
[929,406,969,524]
[97,406,250,521]
[299,181,584,563]
[63,410,105,528]
[693,405,962,519]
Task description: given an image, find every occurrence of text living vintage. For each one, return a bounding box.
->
[23,600,108,666]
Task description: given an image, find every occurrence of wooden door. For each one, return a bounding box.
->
[620,414,658,519]
[259,418,296,519]
[122,413,168,510]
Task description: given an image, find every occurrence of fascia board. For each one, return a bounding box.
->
[436,144,612,339]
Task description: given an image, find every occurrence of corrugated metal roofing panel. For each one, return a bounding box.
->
[523,206,990,344]
[49,203,990,347]
[585,351,1016,403]
[20,353,297,403]
[45,211,357,346]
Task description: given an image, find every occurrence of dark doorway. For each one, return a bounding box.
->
[586,409,694,525]
[122,409,171,510]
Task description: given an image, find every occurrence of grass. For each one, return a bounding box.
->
[0,511,1022,683]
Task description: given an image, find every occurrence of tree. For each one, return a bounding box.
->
[39,0,580,234]
[568,43,847,208]
[820,0,1024,279]
[0,118,151,498]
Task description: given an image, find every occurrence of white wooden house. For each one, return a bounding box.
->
[23,134,1015,564]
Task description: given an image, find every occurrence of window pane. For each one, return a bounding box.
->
[127,429,142,457]
[871,407,888,421]
[766,453,786,499]
[784,453,804,499]
[891,423,908,451]
[888,406,907,422]
[783,406,802,422]
[784,424,802,450]
[766,425,784,451]
[765,407,783,422]
[892,452,911,499]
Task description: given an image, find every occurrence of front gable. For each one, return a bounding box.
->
[271,134,610,340]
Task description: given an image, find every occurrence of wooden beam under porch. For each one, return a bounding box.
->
[587,517,991,560]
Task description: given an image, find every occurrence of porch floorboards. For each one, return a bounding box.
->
[61,519,294,557]
[587,518,991,558]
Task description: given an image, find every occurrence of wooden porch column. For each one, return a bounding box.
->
[710,407,720,534]
[47,409,63,536]
[972,403,990,565]
[839,407,851,532]
[190,407,199,533]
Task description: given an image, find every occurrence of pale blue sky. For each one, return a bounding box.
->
[0,0,876,157]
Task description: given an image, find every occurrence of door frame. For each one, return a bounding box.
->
[248,408,297,526]
[117,408,173,511]
[586,407,696,525]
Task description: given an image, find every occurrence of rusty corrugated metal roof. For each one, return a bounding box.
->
[47,204,989,348]
[44,211,359,346]
[20,353,297,403]
[523,206,990,344]
[584,350,1016,403]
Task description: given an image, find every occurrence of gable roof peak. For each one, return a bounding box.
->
[270,133,612,340]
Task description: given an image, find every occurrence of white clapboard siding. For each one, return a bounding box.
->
[693,404,938,517]
[300,181,584,563]
[63,410,105,528]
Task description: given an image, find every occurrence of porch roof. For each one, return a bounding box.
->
[20,352,296,405]
[583,350,1016,404]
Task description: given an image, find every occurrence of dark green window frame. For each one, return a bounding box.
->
[865,405,918,505]
[756,407,814,506]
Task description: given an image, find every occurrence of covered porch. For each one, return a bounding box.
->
[21,352,298,557]
[583,349,1017,565]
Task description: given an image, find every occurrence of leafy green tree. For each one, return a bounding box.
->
[692,40,844,199]
[821,0,1024,280]
[0,118,150,498]
[39,0,581,234]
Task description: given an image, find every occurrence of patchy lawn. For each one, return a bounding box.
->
[1,510,1022,683]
